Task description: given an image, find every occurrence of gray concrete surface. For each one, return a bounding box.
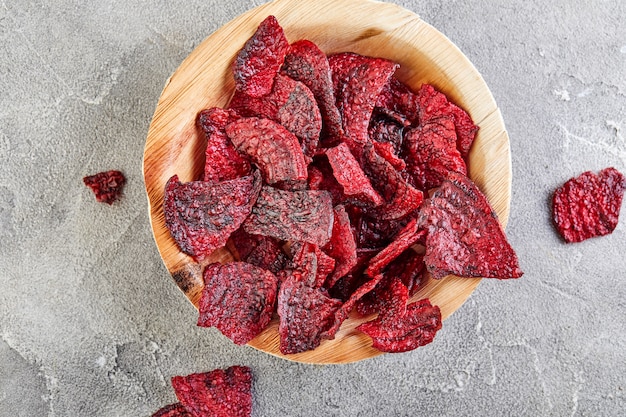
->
[1,0,625,415]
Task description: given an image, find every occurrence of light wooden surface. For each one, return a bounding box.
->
[143,0,512,364]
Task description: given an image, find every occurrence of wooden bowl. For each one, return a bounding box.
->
[143,0,511,364]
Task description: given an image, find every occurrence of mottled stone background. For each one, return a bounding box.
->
[1,0,624,416]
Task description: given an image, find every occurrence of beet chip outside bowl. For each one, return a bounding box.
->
[143,0,514,364]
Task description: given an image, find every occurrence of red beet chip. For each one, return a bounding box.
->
[325,142,383,207]
[368,114,404,155]
[552,167,625,243]
[233,15,289,98]
[329,52,398,155]
[229,74,322,157]
[357,298,442,353]
[365,217,425,279]
[198,108,251,183]
[418,172,523,279]
[198,262,278,345]
[282,39,344,141]
[361,144,424,220]
[172,366,253,417]
[322,205,358,288]
[225,117,308,187]
[243,186,334,246]
[151,403,193,417]
[373,141,406,172]
[417,84,479,159]
[375,77,420,126]
[163,171,261,262]
[357,277,409,317]
[277,274,342,354]
[307,158,346,205]
[402,117,467,191]
[289,241,336,288]
[83,170,126,204]
[231,229,287,275]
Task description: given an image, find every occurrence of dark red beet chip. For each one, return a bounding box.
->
[163,172,262,262]
[372,141,406,172]
[307,157,346,205]
[402,117,467,191]
[172,366,253,417]
[198,262,278,345]
[329,52,398,155]
[289,241,336,288]
[368,114,404,154]
[361,144,424,220]
[229,74,322,157]
[322,205,358,288]
[83,170,126,204]
[417,84,479,159]
[282,39,344,142]
[231,229,287,275]
[552,167,625,243]
[357,298,442,353]
[243,186,334,246]
[198,108,251,183]
[325,143,383,207]
[375,77,420,126]
[151,403,193,417]
[233,15,289,98]
[418,172,523,279]
[277,274,342,354]
[225,117,308,187]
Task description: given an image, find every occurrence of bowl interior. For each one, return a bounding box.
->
[143,0,511,364]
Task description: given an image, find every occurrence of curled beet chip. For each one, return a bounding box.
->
[163,171,261,262]
[225,117,308,187]
[402,117,467,191]
[357,298,442,353]
[243,186,334,246]
[375,77,420,126]
[282,39,344,142]
[172,366,253,417]
[151,403,193,417]
[322,205,358,288]
[83,170,126,204]
[230,74,322,157]
[289,241,336,288]
[325,142,383,207]
[198,108,251,183]
[552,167,625,243]
[198,262,278,345]
[417,84,479,159]
[233,15,289,98]
[418,172,523,279]
[277,274,342,354]
[329,52,398,155]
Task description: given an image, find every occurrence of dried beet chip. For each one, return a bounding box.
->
[83,170,126,204]
[322,273,385,340]
[172,366,253,417]
[163,172,261,262]
[322,205,357,288]
[552,167,625,243]
[282,39,344,141]
[277,274,342,354]
[329,53,398,155]
[357,298,442,353]
[225,117,308,187]
[375,77,420,126]
[151,403,193,417]
[198,262,278,345]
[198,108,251,183]
[402,117,467,191]
[361,144,424,220]
[231,230,287,275]
[289,241,336,288]
[357,277,409,317]
[373,141,406,172]
[417,84,479,159]
[365,218,425,278]
[233,15,289,98]
[418,172,523,279]
[368,114,404,155]
[325,142,383,207]
[307,157,346,205]
[229,74,322,157]
[243,186,334,246]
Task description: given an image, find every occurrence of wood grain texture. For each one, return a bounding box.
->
[143,0,512,364]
